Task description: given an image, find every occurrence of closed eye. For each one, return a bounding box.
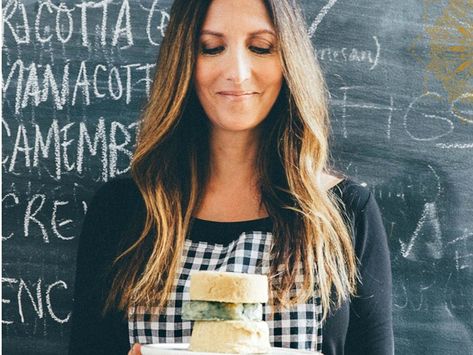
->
[249,46,272,55]
[200,46,274,56]
[200,46,225,55]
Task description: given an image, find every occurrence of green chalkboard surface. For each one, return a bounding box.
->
[2,1,472,354]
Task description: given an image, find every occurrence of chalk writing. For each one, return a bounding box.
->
[332,87,472,148]
[2,59,155,113]
[308,0,339,38]
[403,92,454,141]
[449,229,473,272]
[2,277,71,325]
[3,0,170,48]
[315,36,380,70]
[335,85,396,139]
[424,0,473,104]
[145,0,170,46]
[399,202,443,260]
[2,192,85,243]
[451,92,473,124]
[436,143,473,149]
[3,118,138,181]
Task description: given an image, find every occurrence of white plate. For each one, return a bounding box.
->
[141,343,320,354]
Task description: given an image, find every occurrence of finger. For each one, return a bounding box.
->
[129,343,141,355]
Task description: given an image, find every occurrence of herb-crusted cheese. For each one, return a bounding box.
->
[182,301,263,321]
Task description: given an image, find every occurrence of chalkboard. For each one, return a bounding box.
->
[2,1,472,354]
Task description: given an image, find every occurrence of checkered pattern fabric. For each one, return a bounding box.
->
[128,232,323,351]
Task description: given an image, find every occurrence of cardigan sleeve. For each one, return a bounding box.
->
[322,183,394,355]
[344,191,394,354]
[68,182,133,355]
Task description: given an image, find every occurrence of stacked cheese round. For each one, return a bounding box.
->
[182,271,270,354]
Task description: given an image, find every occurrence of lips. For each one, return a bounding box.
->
[217,91,258,96]
[216,91,259,102]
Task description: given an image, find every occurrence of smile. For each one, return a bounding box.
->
[217,91,259,102]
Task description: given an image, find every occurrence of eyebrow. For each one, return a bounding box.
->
[200,29,276,37]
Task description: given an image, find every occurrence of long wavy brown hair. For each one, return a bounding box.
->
[105,0,357,321]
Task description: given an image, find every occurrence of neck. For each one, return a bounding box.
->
[207,127,261,188]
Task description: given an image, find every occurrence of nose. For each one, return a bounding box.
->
[225,46,251,84]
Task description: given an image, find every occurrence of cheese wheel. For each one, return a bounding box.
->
[182,300,263,321]
[189,271,268,303]
[189,320,270,354]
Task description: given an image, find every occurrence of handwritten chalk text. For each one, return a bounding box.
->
[3,118,138,181]
[2,59,155,113]
[2,277,71,325]
[3,0,170,48]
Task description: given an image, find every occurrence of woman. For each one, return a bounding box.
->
[69,0,393,354]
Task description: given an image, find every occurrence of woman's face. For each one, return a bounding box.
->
[194,0,283,133]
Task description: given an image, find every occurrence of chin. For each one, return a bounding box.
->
[215,121,263,133]
[210,116,265,133]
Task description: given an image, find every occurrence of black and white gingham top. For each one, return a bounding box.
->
[128,221,323,352]
[69,177,394,355]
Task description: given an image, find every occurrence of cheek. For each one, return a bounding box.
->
[261,68,283,101]
[194,62,210,95]
[257,61,283,89]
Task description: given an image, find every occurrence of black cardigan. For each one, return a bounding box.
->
[68,177,394,355]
